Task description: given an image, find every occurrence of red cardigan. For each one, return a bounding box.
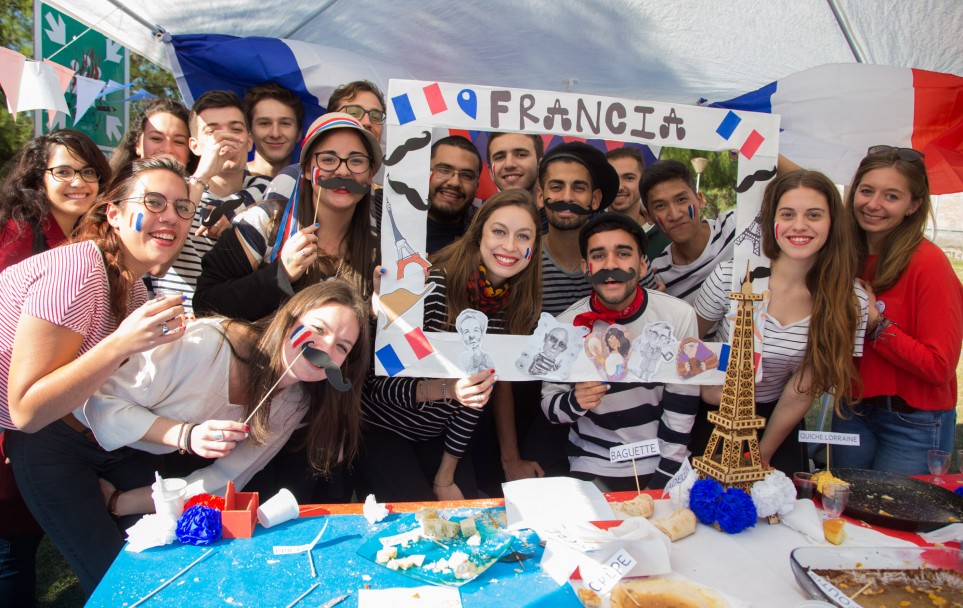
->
[859,239,963,410]
[0,216,68,272]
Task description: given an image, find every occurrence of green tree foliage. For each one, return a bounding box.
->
[658,147,738,218]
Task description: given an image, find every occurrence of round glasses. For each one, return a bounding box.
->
[47,165,99,183]
[867,145,925,162]
[313,152,372,174]
[432,165,479,182]
[124,192,196,220]
[338,105,386,124]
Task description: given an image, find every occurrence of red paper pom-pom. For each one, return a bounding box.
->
[184,494,225,511]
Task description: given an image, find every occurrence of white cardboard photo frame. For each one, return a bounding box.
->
[374,79,778,382]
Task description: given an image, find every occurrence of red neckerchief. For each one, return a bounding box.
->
[573,286,645,330]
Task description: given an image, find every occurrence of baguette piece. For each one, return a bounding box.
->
[610,578,728,608]
[653,508,697,541]
[611,493,655,518]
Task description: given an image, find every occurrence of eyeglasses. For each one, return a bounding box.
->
[313,152,372,174]
[47,165,99,183]
[124,192,197,220]
[338,105,386,125]
[432,165,479,182]
[867,145,925,162]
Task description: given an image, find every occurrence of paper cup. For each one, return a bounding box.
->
[257,488,299,528]
[151,478,187,519]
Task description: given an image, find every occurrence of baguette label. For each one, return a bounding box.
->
[610,439,660,462]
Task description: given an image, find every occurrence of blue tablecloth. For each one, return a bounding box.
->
[86,508,581,607]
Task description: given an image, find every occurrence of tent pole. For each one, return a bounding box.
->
[281,0,340,39]
[826,0,865,63]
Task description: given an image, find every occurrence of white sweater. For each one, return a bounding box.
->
[81,318,307,498]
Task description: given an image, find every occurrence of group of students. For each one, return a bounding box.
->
[0,76,960,605]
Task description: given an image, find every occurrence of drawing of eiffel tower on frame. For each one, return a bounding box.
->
[384,201,431,279]
[692,263,770,490]
[733,212,762,256]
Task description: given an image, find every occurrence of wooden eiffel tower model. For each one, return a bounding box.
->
[692,265,771,490]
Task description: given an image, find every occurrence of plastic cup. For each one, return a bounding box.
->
[151,478,187,519]
[257,488,299,528]
[152,288,186,332]
[822,482,851,519]
[793,472,816,499]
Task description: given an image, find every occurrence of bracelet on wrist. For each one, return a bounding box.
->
[187,175,209,192]
[108,489,123,517]
[183,423,199,455]
[441,379,451,404]
[176,422,189,454]
[868,315,893,341]
[417,380,430,404]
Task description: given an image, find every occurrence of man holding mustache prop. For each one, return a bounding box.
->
[541,213,700,491]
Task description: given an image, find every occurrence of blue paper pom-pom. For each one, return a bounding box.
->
[689,478,724,524]
[176,505,222,545]
[955,487,963,497]
[715,488,757,534]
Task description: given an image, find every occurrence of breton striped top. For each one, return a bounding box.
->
[694,260,868,402]
[361,269,506,458]
[150,172,270,312]
[650,209,737,304]
[0,240,148,429]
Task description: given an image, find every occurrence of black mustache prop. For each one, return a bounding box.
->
[585,267,637,284]
[544,199,593,216]
[387,178,430,211]
[734,166,777,193]
[315,176,370,194]
[383,130,432,166]
[300,344,353,392]
[200,194,246,227]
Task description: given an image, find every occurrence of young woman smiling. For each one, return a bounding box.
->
[194,112,382,321]
[360,189,543,502]
[0,157,192,596]
[109,98,196,185]
[831,147,963,475]
[694,170,867,475]
[0,130,111,271]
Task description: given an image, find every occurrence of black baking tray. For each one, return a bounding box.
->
[832,468,963,532]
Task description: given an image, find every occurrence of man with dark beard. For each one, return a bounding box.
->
[542,213,699,490]
[426,136,482,253]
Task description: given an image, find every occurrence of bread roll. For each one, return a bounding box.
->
[653,508,697,541]
[611,493,655,518]
[823,518,846,545]
[610,578,728,608]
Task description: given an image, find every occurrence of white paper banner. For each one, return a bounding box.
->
[16,60,70,115]
[73,75,106,125]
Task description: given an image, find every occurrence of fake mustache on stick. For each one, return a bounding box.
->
[544,199,593,216]
[313,175,370,194]
[300,344,353,392]
[584,267,637,284]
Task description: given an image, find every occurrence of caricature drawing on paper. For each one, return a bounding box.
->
[632,321,675,381]
[676,337,719,378]
[456,309,495,373]
[515,314,586,380]
[603,326,631,381]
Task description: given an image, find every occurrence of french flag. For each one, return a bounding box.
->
[290,324,313,349]
[712,64,963,195]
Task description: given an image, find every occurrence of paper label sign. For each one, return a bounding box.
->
[797,431,860,446]
[273,542,313,555]
[380,529,422,548]
[807,571,863,608]
[609,439,660,462]
[580,549,638,595]
[663,458,693,498]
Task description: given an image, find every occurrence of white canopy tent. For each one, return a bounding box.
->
[41,0,962,105]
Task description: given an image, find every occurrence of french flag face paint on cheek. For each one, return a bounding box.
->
[290,324,313,349]
[524,247,531,260]
[656,217,664,228]
[688,205,694,219]
[774,222,780,241]
[130,212,144,232]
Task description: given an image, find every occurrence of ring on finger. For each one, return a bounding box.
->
[302,249,310,257]
[161,323,170,335]
[212,431,224,442]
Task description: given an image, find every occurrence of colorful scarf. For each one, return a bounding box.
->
[466,264,511,315]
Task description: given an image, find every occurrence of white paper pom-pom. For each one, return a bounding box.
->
[750,470,797,518]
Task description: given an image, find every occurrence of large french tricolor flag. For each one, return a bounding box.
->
[712,64,963,195]
[166,34,414,142]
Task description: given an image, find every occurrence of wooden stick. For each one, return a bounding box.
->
[284,582,320,608]
[849,581,873,600]
[631,459,641,495]
[130,548,215,607]
[307,550,316,578]
[312,182,322,226]
[826,443,831,474]
[243,349,305,425]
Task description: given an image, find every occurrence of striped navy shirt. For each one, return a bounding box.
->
[694,260,868,402]
[650,209,737,304]
[0,241,147,429]
[151,172,270,312]
[362,269,506,458]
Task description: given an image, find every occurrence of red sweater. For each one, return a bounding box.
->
[0,216,68,272]
[859,239,963,410]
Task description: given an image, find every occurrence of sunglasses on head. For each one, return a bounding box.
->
[867,145,924,162]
